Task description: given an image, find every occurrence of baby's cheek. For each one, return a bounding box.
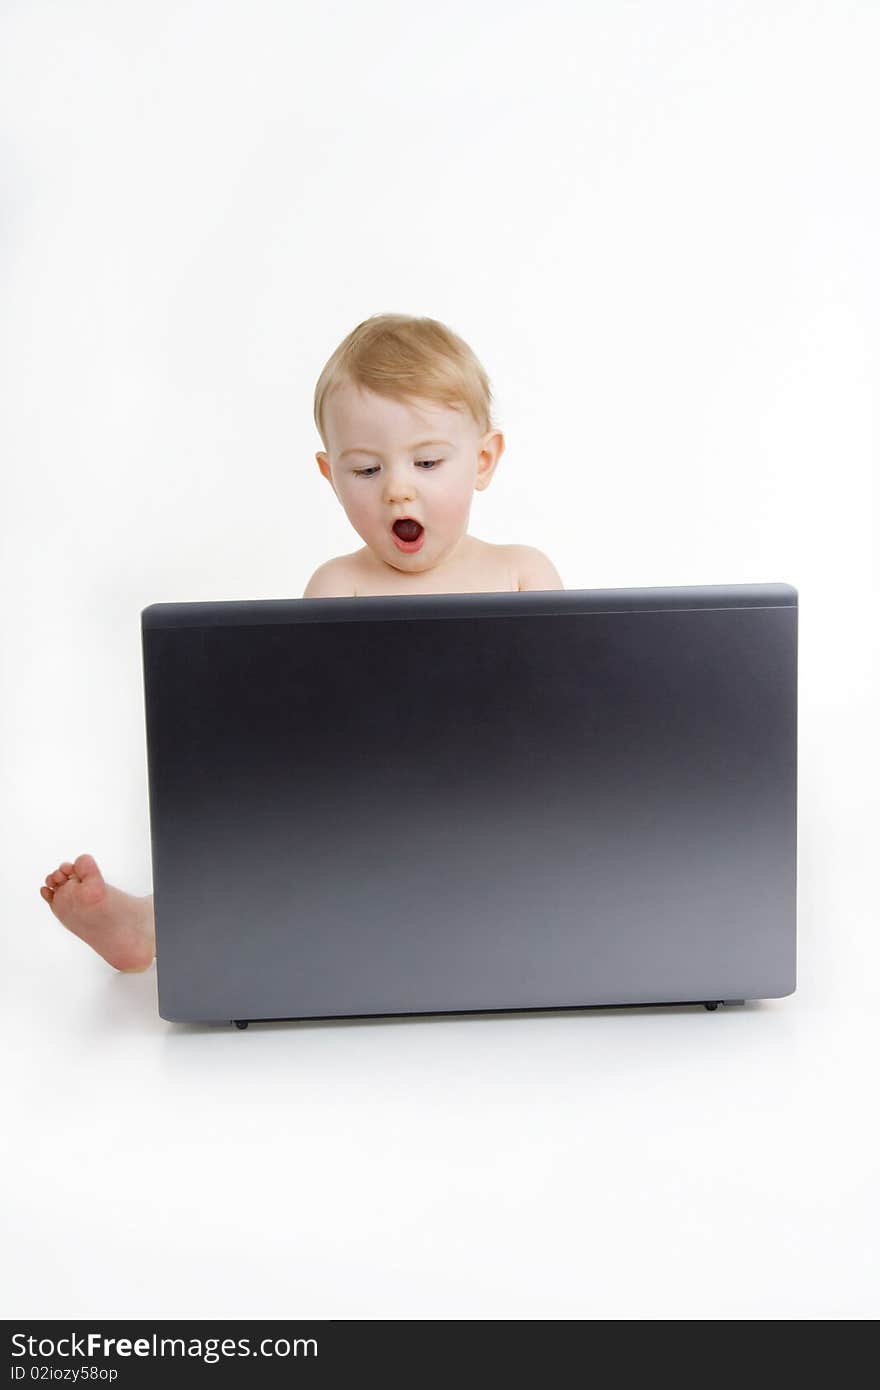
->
[432,487,471,531]
[343,492,374,532]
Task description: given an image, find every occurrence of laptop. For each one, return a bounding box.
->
[141,582,798,1026]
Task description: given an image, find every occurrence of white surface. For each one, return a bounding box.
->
[6,688,879,1320]
[2,1,878,1319]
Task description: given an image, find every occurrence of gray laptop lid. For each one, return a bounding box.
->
[141,583,798,1024]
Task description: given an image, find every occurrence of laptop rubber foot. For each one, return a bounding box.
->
[233,1019,249,1029]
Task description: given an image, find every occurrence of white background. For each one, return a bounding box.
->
[2,0,877,1319]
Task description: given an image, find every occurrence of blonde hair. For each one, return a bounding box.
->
[313,313,494,446]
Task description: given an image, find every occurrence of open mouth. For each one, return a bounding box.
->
[391,518,425,552]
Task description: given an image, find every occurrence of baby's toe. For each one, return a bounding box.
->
[40,885,54,903]
[73,853,101,882]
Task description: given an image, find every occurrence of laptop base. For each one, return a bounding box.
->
[225,999,748,1030]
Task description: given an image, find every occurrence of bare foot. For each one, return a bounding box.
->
[40,854,155,972]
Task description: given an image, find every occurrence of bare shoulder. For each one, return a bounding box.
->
[301,554,357,599]
[507,544,565,592]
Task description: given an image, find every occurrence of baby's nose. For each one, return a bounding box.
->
[383,475,415,503]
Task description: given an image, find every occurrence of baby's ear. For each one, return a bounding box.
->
[475,430,504,490]
[316,453,339,500]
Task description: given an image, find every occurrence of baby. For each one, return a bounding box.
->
[39,313,563,972]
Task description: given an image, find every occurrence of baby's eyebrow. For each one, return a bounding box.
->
[339,438,454,460]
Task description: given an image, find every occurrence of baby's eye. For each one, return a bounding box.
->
[353,459,443,478]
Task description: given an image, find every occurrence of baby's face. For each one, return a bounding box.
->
[316,380,504,573]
